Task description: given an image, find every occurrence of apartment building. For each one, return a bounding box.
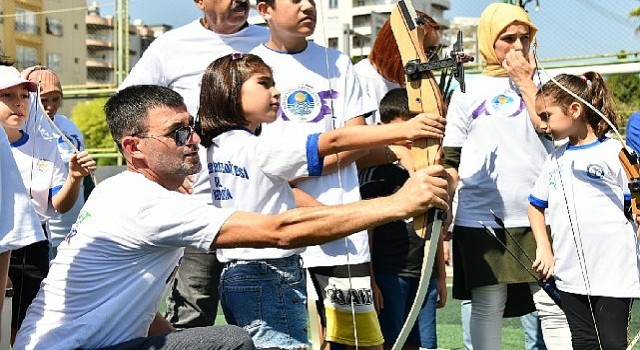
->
[249,0,450,60]
[0,1,168,88]
[86,2,168,86]
[0,0,87,84]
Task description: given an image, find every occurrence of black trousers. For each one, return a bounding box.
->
[560,290,632,350]
[8,238,50,329]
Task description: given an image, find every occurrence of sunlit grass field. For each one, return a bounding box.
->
[159,285,640,349]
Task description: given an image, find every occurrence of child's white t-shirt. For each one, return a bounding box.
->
[0,128,45,253]
[210,127,323,262]
[529,138,640,298]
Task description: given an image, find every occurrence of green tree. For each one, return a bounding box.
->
[606,73,640,135]
[70,98,118,165]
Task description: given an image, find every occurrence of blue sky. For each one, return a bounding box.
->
[91,0,640,60]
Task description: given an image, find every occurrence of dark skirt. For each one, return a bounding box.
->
[452,225,539,317]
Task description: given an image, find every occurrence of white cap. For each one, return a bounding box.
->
[0,65,37,92]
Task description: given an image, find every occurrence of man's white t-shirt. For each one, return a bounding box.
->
[14,171,235,349]
[529,138,640,298]
[251,42,377,267]
[443,74,553,228]
[210,128,323,262]
[0,128,45,253]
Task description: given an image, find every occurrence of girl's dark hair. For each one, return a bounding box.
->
[537,71,617,139]
[198,53,273,147]
[368,11,442,85]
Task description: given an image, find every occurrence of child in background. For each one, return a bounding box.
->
[198,53,445,350]
[528,71,640,349]
[0,64,96,341]
[359,88,446,350]
[22,66,90,259]
[0,123,45,340]
[250,0,399,346]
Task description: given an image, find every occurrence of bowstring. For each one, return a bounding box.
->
[534,40,606,349]
[315,1,359,347]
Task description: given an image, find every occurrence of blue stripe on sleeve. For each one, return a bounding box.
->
[528,194,548,209]
[624,193,632,201]
[306,133,323,176]
[50,185,63,198]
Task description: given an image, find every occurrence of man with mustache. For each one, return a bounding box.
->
[13,85,449,350]
[120,0,269,330]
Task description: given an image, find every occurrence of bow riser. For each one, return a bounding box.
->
[390,2,445,238]
[388,2,446,350]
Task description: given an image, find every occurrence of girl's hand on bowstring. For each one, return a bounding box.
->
[69,151,97,179]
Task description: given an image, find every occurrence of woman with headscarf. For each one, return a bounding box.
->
[442,3,571,349]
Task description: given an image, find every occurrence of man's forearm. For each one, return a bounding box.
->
[213,166,449,250]
[215,195,410,249]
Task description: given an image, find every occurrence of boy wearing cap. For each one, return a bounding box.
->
[0,81,46,343]
[22,66,90,259]
[0,64,96,342]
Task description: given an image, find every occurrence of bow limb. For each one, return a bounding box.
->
[619,147,640,350]
[390,0,445,238]
[621,146,640,348]
[389,2,445,350]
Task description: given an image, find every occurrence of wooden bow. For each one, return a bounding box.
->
[389,2,471,349]
[619,147,640,226]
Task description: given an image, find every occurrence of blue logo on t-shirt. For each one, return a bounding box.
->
[586,164,605,179]
[472,91,525,119]
[279,84,337,123]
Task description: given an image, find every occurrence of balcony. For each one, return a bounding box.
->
[86,15,114,28]
[86,58,114,69]
[86,35,114,49]
[15,22,40,35]
[15,59,38,71]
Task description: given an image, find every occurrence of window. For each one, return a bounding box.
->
[353,14,371,28]
[16,46,38,70]
[328,38,339,49]
[46,18,63,36]
[329,0,338,9]
[353,35,370,48]
[15,8,39,35]
[47,53,62,72]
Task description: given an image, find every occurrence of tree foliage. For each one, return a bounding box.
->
[70,97,112,148]
[605,73,640,135]
[70,98,118,165]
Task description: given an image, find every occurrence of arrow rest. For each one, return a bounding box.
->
[402,31,474,92]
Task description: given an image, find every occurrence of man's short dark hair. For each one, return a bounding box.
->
[379,88,411,124]
[105,85,185,152]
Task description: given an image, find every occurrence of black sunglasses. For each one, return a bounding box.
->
[138,124,195,147]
